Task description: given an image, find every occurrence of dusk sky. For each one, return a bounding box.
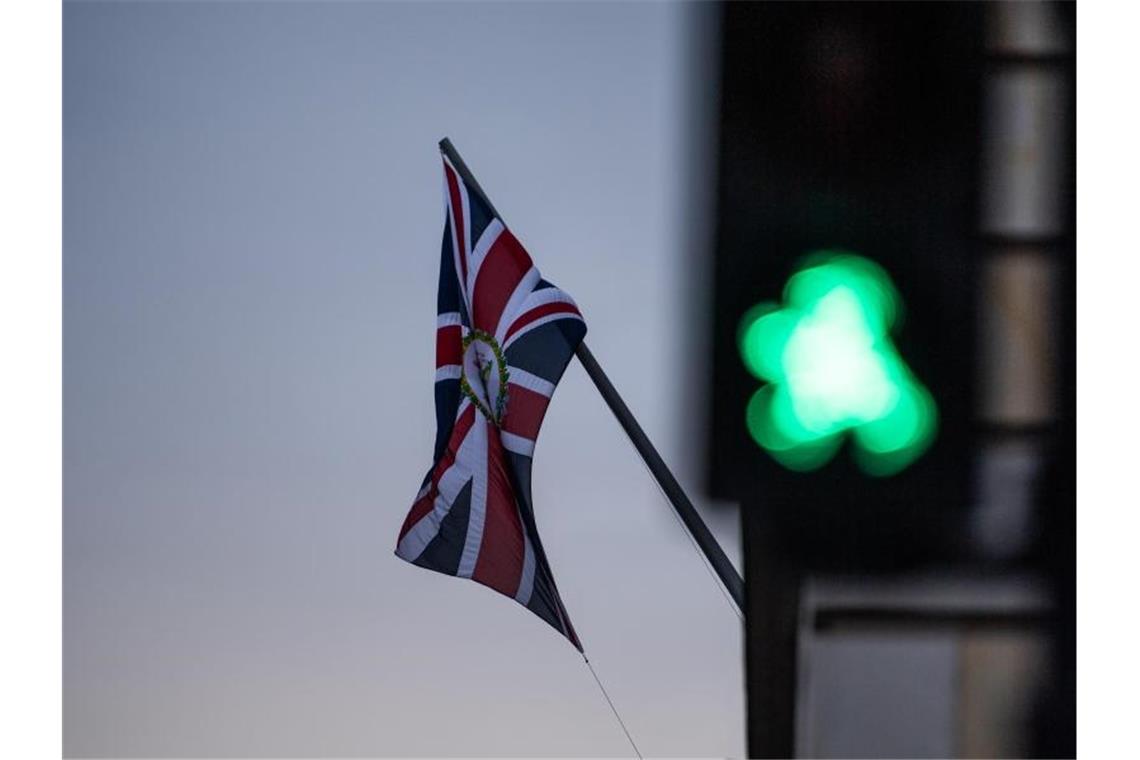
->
[63,2,743,756]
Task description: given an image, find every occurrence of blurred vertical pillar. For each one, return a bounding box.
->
[742,512,800,758]
[975,3,1071,547]
[976,2,1075,755]
[721,3,985,755]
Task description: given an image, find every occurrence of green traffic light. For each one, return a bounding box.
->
[738,252,937,476]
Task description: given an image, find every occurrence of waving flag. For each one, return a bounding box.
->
[395,146,587,650]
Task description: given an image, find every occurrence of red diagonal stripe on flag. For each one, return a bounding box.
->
[436,324,462,368]
[472,229,532,334]
[398,488,435,544]
[444,163,467,282]
[501,384,551,442]
[505,301,582,343]
[397,404,477,542]
[472,429,526,595]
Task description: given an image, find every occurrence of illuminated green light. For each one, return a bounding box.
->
[739,252,937,476]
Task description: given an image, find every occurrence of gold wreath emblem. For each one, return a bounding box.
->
[459,328,510,426]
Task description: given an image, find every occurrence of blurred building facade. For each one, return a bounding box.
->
[703,2,1074,757]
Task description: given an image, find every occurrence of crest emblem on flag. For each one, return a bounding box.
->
[395,145,587,650]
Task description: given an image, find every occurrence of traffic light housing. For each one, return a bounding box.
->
[738,252,939,477]
[705,2,983,572]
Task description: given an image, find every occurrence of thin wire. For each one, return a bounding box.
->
[583,654,643,759]
[621,435,745,623]
[659,486,746,623]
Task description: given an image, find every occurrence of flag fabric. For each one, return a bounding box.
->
[395,148,587,650]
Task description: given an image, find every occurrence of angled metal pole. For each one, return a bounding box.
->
[438,137,745,615]
[572,341,745,613]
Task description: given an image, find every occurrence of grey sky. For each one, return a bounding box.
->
[64,1,743,756]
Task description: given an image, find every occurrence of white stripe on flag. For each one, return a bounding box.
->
[494,267,541,343]
[456,419,489,579]
[500,431,536,458]
[395,400,475,561]
[435,365,461,382]
[437,312,462,329]
[395,456,472,562]
[508,368,555,398]
[515,536,536,605]
[465,219,504,297]
[504,311,585,351]
[516,285,580,315]
[443,158,472,318]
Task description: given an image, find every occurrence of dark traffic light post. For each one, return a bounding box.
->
[707,4,988,756]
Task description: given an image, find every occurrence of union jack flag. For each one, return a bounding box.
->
[395,146,586,650]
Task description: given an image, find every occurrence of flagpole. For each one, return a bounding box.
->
[572,341,745,613]
[438,137,745,615]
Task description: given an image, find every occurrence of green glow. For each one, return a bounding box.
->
[738,252,937,476]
